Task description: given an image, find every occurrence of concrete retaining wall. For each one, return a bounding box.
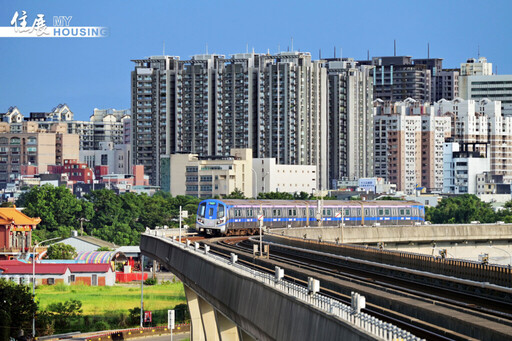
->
[140,234,377,341]
[271,223,512,244]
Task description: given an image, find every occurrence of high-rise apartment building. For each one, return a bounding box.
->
[359,56,431,103]
[374,99,451,194]
[458,57,512,116]
[325,58,374,187]
[436,98,512,183]
[132,52,328,189]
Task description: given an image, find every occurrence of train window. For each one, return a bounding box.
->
[309,209,314,216]
[345,209,350,216]
[288,209,297,216]
[218,205,224,218]
[322,209,332,216]
[235,209,242,217]
[272,209,281,216]
[385,209,390,215]
[399,209,405,216]
[247,209,253,217]
[199,203,206,217]
[260,209,266,216]
[378,209,383,216]
[302,209,306,216]
[357,209,361,216]
[209,207,214,216]
[364,209,369,216]
[406,209,411,215]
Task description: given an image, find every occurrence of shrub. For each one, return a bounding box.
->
[144,277,157,285]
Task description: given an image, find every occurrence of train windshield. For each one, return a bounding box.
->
[198,202,206,217]
[218,205,224,218]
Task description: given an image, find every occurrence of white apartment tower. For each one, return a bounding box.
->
[459,57,512,116]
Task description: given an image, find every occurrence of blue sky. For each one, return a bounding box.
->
[1,0,511,120]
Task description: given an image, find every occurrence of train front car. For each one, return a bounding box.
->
[196,199,227,235]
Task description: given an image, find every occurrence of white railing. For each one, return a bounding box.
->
[159,235,423,341]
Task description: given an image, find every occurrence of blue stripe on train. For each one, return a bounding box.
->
[226,216,423,224]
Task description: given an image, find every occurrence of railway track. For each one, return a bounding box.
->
[200,236,512,341]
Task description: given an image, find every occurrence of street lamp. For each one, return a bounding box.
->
[78,217,89,236]
[32,237,60,337]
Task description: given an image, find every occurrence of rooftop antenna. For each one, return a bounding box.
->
[367,49,370,61]
[427,42,430,59]
[394,39,396,56]
[334,46,336,59]
[291,37,294,52]
[340,47,342,60]
[252,47,255,54]
[319,48,322,60]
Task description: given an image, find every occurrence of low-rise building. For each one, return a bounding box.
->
[253,158,317,195]
[0,206,40,260]
[0,261,115,286]
[162,148,253,198]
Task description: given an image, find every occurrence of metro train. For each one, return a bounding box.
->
[195,199,425,236]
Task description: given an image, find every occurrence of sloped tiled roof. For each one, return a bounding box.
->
[0,261,111,274]
[72,236,117,249]
[0,263,69,275]
[0,207,41,226]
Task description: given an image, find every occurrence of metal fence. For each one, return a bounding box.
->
[162,235,423,341]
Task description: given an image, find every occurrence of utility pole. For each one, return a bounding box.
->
[140,254,144,328]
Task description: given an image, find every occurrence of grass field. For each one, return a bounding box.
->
[36,282,186,316]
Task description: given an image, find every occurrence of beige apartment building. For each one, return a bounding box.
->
[163,148,253,198]
[374,98,451,194]
[0,121,79,183]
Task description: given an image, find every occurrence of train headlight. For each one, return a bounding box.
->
[217,218,224,224]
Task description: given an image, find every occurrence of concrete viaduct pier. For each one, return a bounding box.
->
[140,234,420,341]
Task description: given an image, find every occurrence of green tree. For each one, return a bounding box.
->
[16,184,93,240]
[224,188,246,199]
[425,194,496,224]
[45,299,82,333]
[46,243,77,260]
[258,191,294,199]
[0,279,38,339]
[96,246,112,251]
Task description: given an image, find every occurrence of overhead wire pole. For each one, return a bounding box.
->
[140,254,144,328]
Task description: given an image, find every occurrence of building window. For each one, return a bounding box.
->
[47,278,55,285]
[101,154,108,166]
